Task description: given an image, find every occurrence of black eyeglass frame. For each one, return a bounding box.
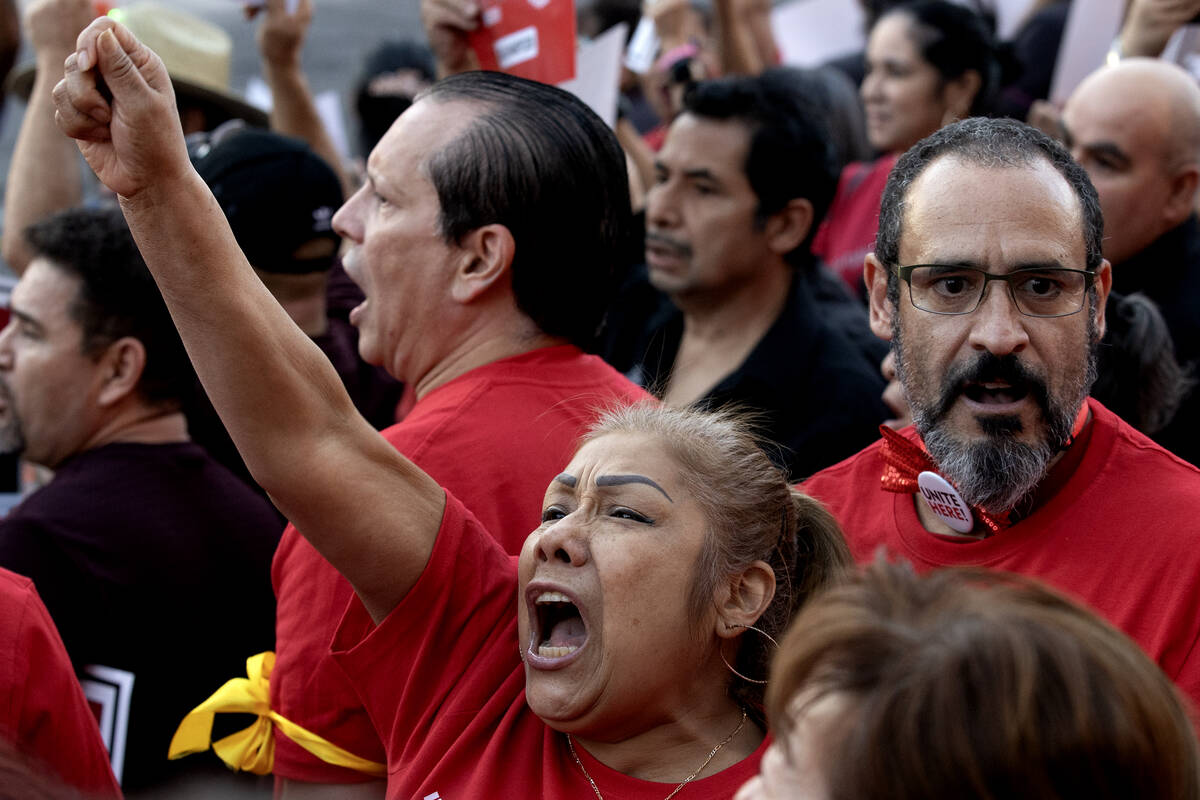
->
[895,264,1097,318]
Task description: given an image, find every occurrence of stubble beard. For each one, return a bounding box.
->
[892,311,1097,514]
[0,393,25,457]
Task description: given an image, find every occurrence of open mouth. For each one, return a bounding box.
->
[963,381,1028,406]
[533,590,588,659]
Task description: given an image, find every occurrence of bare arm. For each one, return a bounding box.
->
[616,117,654,209]
[713,0,776,76]
[253,0,351,194]
[1119,0,1200,57]
[55,19,443,623]
[2,0,94,275]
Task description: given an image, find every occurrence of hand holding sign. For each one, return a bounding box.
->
[422,0,482,76]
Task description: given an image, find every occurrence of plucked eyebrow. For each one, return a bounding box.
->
[554,473,577,488]
[596,474,673,502]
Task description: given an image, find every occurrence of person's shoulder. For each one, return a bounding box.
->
[0,565,34,603]
[489,345,648,393]
[803,434,889,492]
[58,442,282,536]
[405,347,648,426]
[1092,400,1200,485]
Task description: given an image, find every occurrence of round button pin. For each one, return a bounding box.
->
[917,471,974,534]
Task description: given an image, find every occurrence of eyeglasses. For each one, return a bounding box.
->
[896,264,1096,318]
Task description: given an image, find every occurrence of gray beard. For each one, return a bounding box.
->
[893,311,1097,515]
[919,425,1057,512]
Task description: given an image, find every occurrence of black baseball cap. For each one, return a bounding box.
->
[190,124,344,274]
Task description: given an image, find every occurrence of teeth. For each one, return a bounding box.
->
[536,591,571,604]
[538,644,579,658]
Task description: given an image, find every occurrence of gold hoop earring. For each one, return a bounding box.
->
[720,624,780,685]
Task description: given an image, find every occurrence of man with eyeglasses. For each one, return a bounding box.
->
[804,117,1200,708]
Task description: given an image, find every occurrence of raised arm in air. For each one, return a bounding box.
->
[54,17,443,622]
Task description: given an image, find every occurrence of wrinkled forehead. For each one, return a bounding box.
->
[568,429,671,471]
[555,430,685,496]
[899,155,1085,267]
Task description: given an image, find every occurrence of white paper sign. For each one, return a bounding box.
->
[496,26,541,69]
[624,15,660,74]
[559,22,628,129]
[244,77,352,160]
[1048,0,1123,105]
[993,0,1037,39]
[772,0,866,68]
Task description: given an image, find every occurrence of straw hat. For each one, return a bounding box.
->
[7,2,268,128]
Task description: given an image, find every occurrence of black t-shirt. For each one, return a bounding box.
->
[600,267,890,481]
[0,442,283,792]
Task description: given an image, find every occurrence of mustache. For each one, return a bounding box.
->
[933,352,1051,421]
[644,230,693,259]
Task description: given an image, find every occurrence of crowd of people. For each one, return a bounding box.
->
[0,0,1199,797]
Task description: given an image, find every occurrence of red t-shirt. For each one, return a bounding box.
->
[811,154,899,298]
[803,397,1200,707]
[271,346,649,782]
[331,492,766,799]
[0,567,122,797]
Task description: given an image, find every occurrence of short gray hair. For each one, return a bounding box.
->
[874,117,1104,306]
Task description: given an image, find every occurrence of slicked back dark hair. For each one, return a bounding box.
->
[23,207,193,409]
[682,72,839,267]
[417,71,633,351]
[875,117,1104,305]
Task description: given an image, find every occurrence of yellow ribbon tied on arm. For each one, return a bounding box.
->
[168,651,387,777]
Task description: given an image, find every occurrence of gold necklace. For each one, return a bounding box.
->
[565,710,748,800]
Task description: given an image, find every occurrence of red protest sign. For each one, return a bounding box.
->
[468,0,577,85]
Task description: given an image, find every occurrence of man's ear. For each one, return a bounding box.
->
[450,223,516,304]
[764,198,815,258]
[1092,258,1113,342]
[713,559,776,641]
[96,336,147,407]
[864,252,896,341]
[1164,164,1200,228]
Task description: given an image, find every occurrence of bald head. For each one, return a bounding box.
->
[1062,59,1200,266]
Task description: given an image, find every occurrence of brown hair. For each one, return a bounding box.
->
[766,559,1200,799]
[586,403,851,726]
